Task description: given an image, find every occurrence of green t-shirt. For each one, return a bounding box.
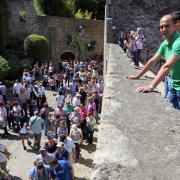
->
[64,105,74,113]
[157,32,180,91]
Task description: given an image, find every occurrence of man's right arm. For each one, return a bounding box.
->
[127,52,161,80]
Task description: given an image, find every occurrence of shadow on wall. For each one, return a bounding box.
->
[60,52,75,61]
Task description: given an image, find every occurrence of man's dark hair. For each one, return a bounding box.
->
[49,159,58,166]
[171,11,180,23]
[60,134,66,142]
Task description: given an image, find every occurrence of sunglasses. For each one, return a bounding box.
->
[160,24,171,29]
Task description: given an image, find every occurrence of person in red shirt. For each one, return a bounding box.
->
[79,103,87,139]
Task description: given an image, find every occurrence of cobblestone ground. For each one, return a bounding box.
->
[1,89,98,180]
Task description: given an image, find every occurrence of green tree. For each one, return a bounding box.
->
[34,0,45,15]
[0,56,10,80]
[74,0,105,19]
[75,9,92,20]
[44,0,74,17]
[24,34,48,63]
[0,0,9,55]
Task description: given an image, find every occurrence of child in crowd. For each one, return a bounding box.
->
[19,117,31,150]
[86,112,96,144]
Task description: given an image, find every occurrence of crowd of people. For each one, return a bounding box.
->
[118,27,145,68]
[0,57,104,179]
[0,9,179,180]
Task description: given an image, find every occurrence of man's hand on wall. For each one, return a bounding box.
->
[136,86,153,93]
[126,75,139,80]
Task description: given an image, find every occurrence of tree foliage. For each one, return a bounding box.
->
[74,0,105,19]
[43,0,74,17]
[0,56,10,80]
[42,0,105,19]
[24,34,48,63]
[0,0,9,55]
[75,9,92,20]
[34,0,45,15]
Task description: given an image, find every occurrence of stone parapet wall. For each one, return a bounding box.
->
[92,43,180,180]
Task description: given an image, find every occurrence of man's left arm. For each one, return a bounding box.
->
[136,55,178,93]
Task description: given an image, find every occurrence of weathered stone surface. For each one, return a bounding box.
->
[92,44,180,180]
[106,0,180,51]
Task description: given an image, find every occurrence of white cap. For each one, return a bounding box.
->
[74,106,80,111]
[56,142,64,148]
[71,124,77,129]
[76,93,81,97]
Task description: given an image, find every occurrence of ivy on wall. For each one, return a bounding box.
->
[66,24,96,61]
[0,0,9,55]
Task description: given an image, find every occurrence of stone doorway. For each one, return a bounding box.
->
[60,52,75,61]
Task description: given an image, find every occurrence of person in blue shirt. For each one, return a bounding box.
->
[50,159,74,180]
[55,142,69,161]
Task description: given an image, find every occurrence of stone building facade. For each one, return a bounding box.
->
[8,0,104,63]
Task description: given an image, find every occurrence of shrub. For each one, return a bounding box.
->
[0,56,10,81]
[4,49,31,80]
[4,49,22,79]
[24,34,48,63]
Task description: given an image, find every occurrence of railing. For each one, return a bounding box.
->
[141,48,165,74]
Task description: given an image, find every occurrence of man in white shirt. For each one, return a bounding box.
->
[13,79,23,95]
[56,92,65,106]
[135,27,145,67]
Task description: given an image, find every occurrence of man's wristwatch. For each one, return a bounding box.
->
[148,85,154,91]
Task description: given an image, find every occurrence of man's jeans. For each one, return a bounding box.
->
[44,119,50,136]
[132,51,139,67]
[34,133,41,149]
[167,87,180,110]
[164,75,172,98]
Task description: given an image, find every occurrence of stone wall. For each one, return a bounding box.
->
[8,0,38,37]
[8,0,104,63]
[92,43,180,180]
[106,0,180,52]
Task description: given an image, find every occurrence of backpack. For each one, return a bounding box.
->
[40,109,46,119]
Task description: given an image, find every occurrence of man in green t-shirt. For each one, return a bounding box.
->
[127,14,180,110]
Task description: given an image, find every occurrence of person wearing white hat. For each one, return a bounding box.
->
[72,93,81,107]
[69,124,83,160]
[34,148,53,165]
[69,107,81,127]
[55,142,69,161]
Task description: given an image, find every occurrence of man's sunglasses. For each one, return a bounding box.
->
[160,24,171,29]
